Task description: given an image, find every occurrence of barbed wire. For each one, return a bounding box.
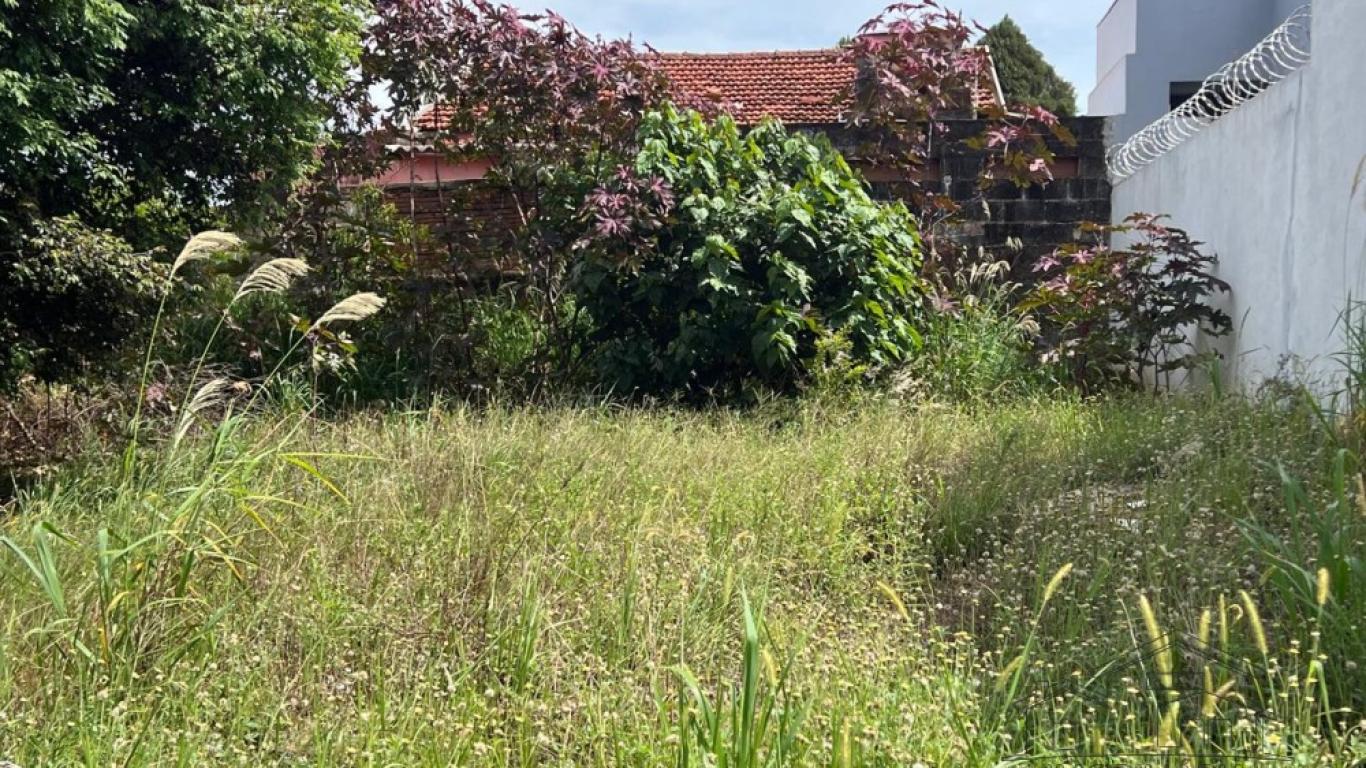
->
[1107,4,1313,182]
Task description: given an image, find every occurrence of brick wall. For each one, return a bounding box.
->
[383,182,523,279]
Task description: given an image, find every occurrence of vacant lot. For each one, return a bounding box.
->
[1,394,1362,766]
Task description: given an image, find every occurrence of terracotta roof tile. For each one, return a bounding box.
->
[414,105,455,132]
[413,46,1003,131]
[656,49,856,125]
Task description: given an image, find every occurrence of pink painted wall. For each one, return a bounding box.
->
[367,154,492,186]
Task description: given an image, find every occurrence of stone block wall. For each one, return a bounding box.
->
[379,116,1112,281]
[845,116,1113,274]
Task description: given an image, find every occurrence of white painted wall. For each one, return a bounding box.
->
[1089,57,1128,117]
[1090,0,1136,116]
[1112,0,1366,388]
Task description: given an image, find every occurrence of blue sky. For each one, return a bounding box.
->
[537,0,1116,113]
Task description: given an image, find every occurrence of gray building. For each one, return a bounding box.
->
[1089,0,1305,142]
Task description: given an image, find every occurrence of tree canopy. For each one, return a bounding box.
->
[0,0,366,388]
[0,0,367,251]
[980,16,1078,117]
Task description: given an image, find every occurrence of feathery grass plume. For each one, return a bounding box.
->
[1218,594,1230,652]
[233,258,310,301]
[1356,473,1365,517]
[174,378,237,445]
[1138,594,1173,689]
[994,653,1025,692]
[1238,590,1269,658]
[172,231,243,276]
[1197,607,1212,652]
[1315,567,1331,607]
[761,647,779,689]
[1156,700,1180,748]
[876,580,911,623]
[1042,562,1074,604]
[1201,665,1217,718]
[310,292,386,332]
[128,229,244,479]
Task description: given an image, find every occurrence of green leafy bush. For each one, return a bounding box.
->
[571,107,927,397]
[0,217,162,390]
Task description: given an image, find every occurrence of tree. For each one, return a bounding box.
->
[0,0,367,388]
[979,16,1077,117]
[0,0,368,251]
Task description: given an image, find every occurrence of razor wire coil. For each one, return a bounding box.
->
[1107,4,1313,182]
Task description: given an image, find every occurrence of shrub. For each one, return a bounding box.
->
[1020,214,1232,391]
[204,184,480,403]
[0,217,162,390]
[571,107,927,397]
[362,0,675,373]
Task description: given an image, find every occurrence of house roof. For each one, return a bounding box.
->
[413,45,1005,132]
[655,49,857,125]
[657,47,1005,126]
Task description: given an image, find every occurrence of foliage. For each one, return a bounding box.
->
[286,184,460,399]
[905,260,1056,402]
[570,107,926,397]
[1238,451,1366,710]
[0,0,367,252]
[0,217,162,390]
[0,0,367,393]
[839,0,988,160]
[354,1,1079,396]
[837,2,1075,264]
[261,184,549,400]
[362,0,676,375]
[673,594,807,766]
[1021,214,1233,390]
[979,16,1078,117]
[1336,300,1366,446]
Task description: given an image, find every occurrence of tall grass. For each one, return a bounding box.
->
[903,266,1056,403]
[3,333,1365,764]
[2,394,1361,764]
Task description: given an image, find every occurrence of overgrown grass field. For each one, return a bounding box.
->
[1,393,1364,765]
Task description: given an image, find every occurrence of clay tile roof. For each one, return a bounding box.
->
[412,46,1003,132]
[655,49,857,126]
[414,105,455,132]
[657,46,1003,126]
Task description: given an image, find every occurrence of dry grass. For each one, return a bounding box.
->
[0,394,1362,765]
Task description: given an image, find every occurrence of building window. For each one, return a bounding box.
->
[1169,81,1204,110]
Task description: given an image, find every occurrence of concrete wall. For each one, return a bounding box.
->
[1112,0,1366,387]
[1090,0,1136,117]
[1273,0,1306,21]
[1091,0,1299,141]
